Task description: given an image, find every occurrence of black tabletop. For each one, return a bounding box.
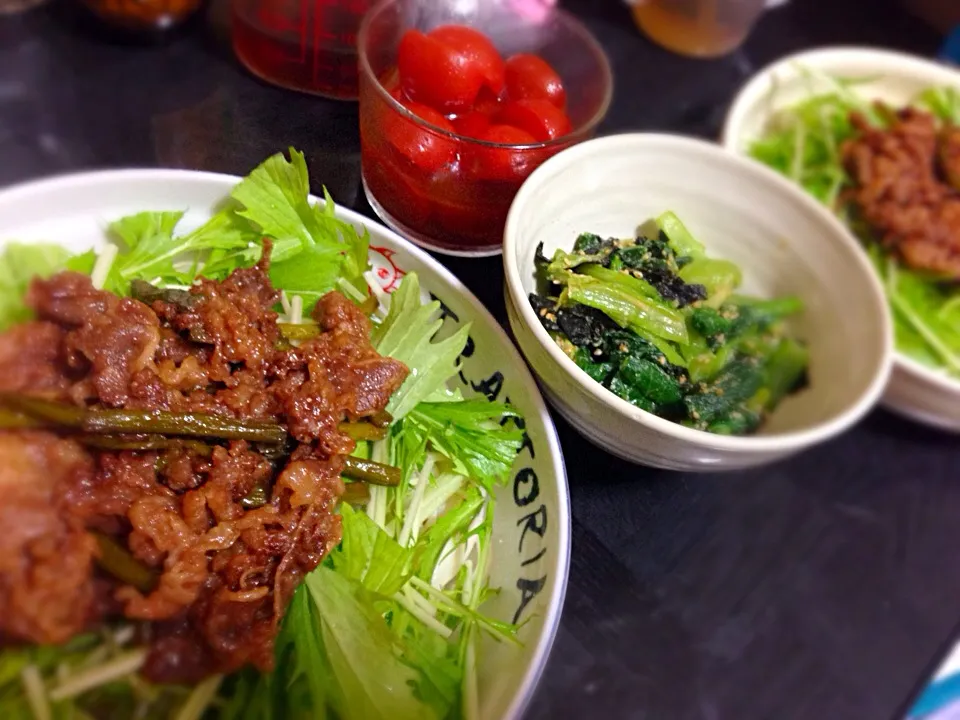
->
[1,1,955,718]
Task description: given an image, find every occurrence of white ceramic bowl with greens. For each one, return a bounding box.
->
[722,47,960,431]
[503,133,893,471]
[0,167,568,719]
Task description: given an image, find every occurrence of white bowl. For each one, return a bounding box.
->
[0,169,569,720]
[722,46,960,431]
[502,133,893,471]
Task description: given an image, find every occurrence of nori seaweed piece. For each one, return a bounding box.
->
[556,304,618,348]
[528,293,561,334]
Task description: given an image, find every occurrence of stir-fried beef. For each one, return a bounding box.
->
[0,254,407,683]
[0,431,98,646]
[842,107,960,278]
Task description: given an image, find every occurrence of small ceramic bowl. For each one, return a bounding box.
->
[503,133,893,471]
[722,47,960,431]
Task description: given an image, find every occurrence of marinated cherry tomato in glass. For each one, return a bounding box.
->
[428,25,505,97]
[398,30,483,113]
[473,86,504,117]
[494,99,572,141]
[453,111,492,139]
[365,152,434,229]
[504,53,566,110]
[385,96,457,173]
[471,124,537,181]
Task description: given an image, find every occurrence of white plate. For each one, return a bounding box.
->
[0,169,570,720]
[722,47,960,432]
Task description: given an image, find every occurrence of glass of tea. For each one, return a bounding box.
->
[358,0,613,256]
[630,0,767,58]
[230,0,370,99]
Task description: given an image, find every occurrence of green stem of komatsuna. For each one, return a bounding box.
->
[564,275,689,345]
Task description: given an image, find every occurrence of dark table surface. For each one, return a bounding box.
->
[1,1,956,718]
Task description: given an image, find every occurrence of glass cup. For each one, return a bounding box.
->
[358,0,613,257]
[230,0,371,99]
[629,0,767,58]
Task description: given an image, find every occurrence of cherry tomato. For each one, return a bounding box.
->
[504,53,566,110]
[473,86,504,117]
[385,98,458,173]
[453,111,492,140]
[362,147,433,230]
[428,25,505,97]
[398,29,483,113]
[470,124,537,181]
[494,99,572,142]
[483,124,536,144]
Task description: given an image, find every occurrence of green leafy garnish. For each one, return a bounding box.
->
[0,632,188,720]
[305,568,432,720]
[396,400,523,488]
[229,152,370,301]
[108,211,200,290]
[0,243,71,330]
[16,149,372,316]
[915,86,960,124]
[372,274,471,419]
[335,503,414,596]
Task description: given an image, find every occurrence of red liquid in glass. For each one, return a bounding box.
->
[230,0,368,100]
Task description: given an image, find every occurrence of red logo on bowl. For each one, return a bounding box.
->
[369,246,406,293]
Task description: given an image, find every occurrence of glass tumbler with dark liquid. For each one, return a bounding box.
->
[231,0,370,99]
